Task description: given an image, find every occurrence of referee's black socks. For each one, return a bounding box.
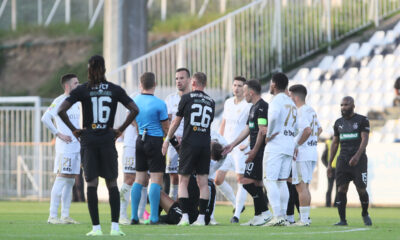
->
[108,186,120,223]
[359,191,369,217]
[336,192,347,221]
[87,186,100,225]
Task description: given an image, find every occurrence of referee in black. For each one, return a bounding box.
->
[327,96,372,226]
[162,72,215,226]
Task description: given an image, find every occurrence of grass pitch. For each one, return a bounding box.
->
[0,201,399,240]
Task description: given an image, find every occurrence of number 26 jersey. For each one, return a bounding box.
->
[176,90,215,147]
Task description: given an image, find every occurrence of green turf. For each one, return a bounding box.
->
[0,201,399,240]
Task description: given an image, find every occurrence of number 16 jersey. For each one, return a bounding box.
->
[176,90,215,147]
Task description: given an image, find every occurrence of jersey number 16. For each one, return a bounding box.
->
[91,96,111,124]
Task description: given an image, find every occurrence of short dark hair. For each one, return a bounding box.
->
[140,72,156,90]
[234,76,246,83]
[245,79,261,95]
[271,72,288,90]
[211,141,225,161]
[60,74,77,88]
[289,84,307,101]
[193,72,207,87]
[176,68,191,77]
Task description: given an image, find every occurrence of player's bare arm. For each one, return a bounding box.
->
[245,125,266,163]
[161,119,170,137]
[115,101,139,139]
[349,131,369,167]
[222,126,250,155]
[162,116,183,156]
[58,100,82,138]
[327,135,340,177]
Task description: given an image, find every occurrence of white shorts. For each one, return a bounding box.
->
[54,152,81,174]
[263,152,292,181]
[218,148,246,174]
[166,145,179,174]
[123,146,136,174]
[291,161,316,184]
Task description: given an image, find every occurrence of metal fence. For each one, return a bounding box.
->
[0,97,54,199]
[106,0,400,103]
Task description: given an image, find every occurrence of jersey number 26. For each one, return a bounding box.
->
[190,104,212,128]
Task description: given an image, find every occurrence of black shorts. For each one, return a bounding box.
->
[179,143,210,175]
[80,130,118,182]
[244,150,263,180]
[336,154,368,189]
[135,135,165,172]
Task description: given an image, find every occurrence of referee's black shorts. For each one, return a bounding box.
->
[336,154,368,189]
[80,130,118,182]
[179,142,210,175]
[135,135,165,172]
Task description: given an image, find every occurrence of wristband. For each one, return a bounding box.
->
[169,135,179,147]
[165,136,170,142]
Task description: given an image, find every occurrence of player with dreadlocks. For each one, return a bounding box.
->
[58,55,139,236]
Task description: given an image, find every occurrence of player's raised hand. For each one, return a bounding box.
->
[222,144,233,155]
[162,141,169,156]
[56,133,72,143]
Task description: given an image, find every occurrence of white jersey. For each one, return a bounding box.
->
[265,93,298,155]
[165,92,184,137]
[209,131,228,179]
[123,124,138,147]
[44,95,80,153]
[295,104,320,162]
[222,97,252,144]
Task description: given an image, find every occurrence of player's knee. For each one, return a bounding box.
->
[356,187,367,195]
[337,184,348,193]
[105,179,118,189]
[87,178,99,187]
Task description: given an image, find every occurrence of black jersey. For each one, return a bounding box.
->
[333,113,370,158]
[66,81,132,134]
[176,90,215,147]
[246,99,268,149]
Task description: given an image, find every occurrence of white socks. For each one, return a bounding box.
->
[119,183,132,219]
[233,184,247,219]
[50,177,65,218]
[138,187,148,219]
[196,214,205,222]
[277,181,289,218]
[61,177,75,218]
[299,206,310,223]
[263,179,281,217]
[111,222,119,231]
[181,213,189,222]
[93,224,101,231]
[169,184,179,200]
[217,181,236,207]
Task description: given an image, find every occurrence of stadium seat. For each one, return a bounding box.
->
[393,45,400,56]
[309,81,321,93]
[356,67,370,81]
[368,31,386,47]
[355,43,373,60]
[392,20,400,35]
[308,94,320,106]
[357,92,370,105]
[318,56,334,72]
[367,55,383,69]
[382,54,395,68]
[369,68,383,81]
[332,79,345,93]
[330,55,346,72]
[359,80,371,93]
[383,92,395,107]
[307,68,322,82]
[370,92,384,107]
[342,68,358,81]
[321,79,333,93]
[293,68,309,82]
[369,79,384,92]
[383,30,399,45]
[343,43,360,59]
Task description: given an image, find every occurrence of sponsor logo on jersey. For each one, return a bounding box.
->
[339,132,359,140]
[249,121,255,129]
[92,123,107,129]
[284,129,295,137]
[353,122,358,129]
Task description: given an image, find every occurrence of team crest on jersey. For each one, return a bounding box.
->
[193,126,198,131]
[353,123,358,129]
